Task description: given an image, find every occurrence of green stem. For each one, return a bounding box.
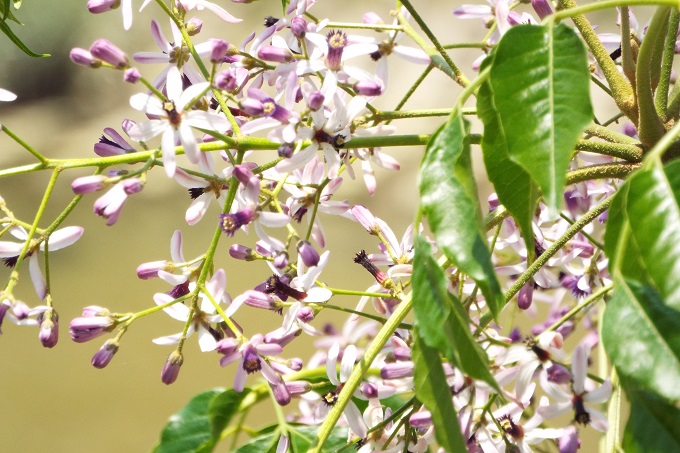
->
[324,22,403,32]
[396,1,468,86]
[620,7,636,87]
[583,123,641,145]
[545,284,612,332]
[635,6,669,147]
[1,125,47,164]
[644,110,680,163]
[554,0,637,122]
[575,139,643,161]
[655,8,680,120]
[320,303,413,329]
[389,65,433,117]
[311,292,414,451]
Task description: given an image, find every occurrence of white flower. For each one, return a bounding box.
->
[128,66,231,177]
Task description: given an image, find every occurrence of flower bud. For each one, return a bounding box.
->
[257,45,293,63]
[87,0,120,14]
[209,38,230,63]
[122,177,144,195]
[71,175,108,194]
[517,282,534,310]
[297,241,320,267]
[90,39,129,69]
[354,80,383,97]
[38,309,58,348]
[290,16,307,38]
[531,0,553,19]
[186,17,203,35]
[307,91,324,111]
[92,339,119,368]
[136,260,170,279]
[161,350,183,385]
[123,67,141,83]
[70,48,102,68]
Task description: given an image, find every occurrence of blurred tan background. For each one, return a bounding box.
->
[0,0,629,452]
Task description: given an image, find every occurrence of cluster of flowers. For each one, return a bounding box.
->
[0,0,620,451]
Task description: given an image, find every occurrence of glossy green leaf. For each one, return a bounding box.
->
[412,236,498,390]
[602,277,680,401]
[620,376,680,452]
[233,425,348,453]
[603,183,650,283]
[477,54,539,256]
[153,388,249,453]
[623,160,680,310]
[419,112,502,317]
[412,334,467,453]
[0,20,49,57]
[488,23,592,213]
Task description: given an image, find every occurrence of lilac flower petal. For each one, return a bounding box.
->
[0,241,24,257]
[29,254,47,300]
[46,226,84,250]
[170,230,184,263]
[152,332,184,346]
[585,378,612,403]
[344,401,368,438]
[161,128,178,177]
[326,342,341,385]
[199,0,242,23]
[132,52,170,64]
[571,344,588,394]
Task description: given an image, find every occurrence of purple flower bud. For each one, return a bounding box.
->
[186,17,203,35]
[271,380,291,406]
[287,358,303,371]
[277,143,294,158]
[297,241,320,267]
[285,380,311,395]
[273,251,289,269]
[38,309,58,348]
[122,178,143,195]
[81,305,110,317]
[87,0,119,14]
[518,282,534,310]
[229,244,256,261]
[161,350,183,385]
[257,45,293,63]
[123,67,141,83]
[623,123,638,138]
[209,38,230,63]
[558,426,581,453]
[381,361,414,379]
[92,340,119,368]
[69,315,116,343]
[70,48,102,68]
[136,260,169,279]
[409,410,433,428]
[216,338,240,355]
[307,91,324,111]
[290,16,307,38]
[393,346,412,361]
[325,30,347,71]
[90,39,129,69]
[363,12,383,25]
[242,290,279,310]
[531,0,553,19]
[354,80,383,96]
[546,364,572,384]
[72,175,108,194]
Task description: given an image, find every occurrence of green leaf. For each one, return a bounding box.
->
[477,53,539,256]
[153,388,249,453]
[412,334,467,453]
[0,19,49,57]
[205,389,251,446]
[412,236,498,390]
[602,277,680,402]
[623,160,680,310]
[487,23,592,213]
[620,376,680,452]
[603,183,650,283]
[419,111,502,317]
[233,425,348,453]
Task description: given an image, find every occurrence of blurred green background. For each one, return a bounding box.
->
[0,1,627,452]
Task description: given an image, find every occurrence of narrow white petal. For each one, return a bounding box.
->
[46,226,84,250]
